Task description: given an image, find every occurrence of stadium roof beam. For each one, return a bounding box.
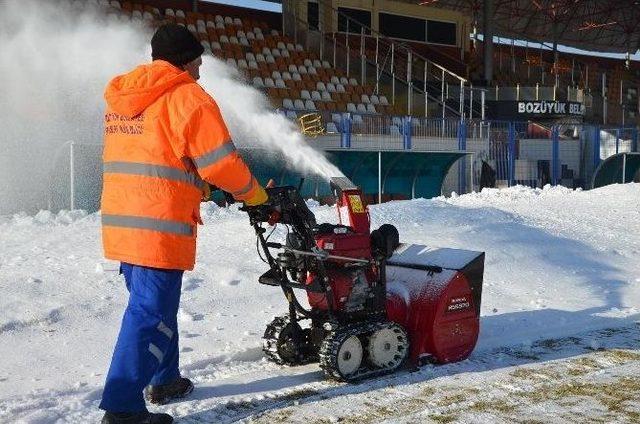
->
[403,0,640,54]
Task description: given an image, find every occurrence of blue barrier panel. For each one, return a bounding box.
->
[551,126,560,185]
[508,122,516,186]
[403,116,412,150]
[341,114,352,148]
[457,120,467,193]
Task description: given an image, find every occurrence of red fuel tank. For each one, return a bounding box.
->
[385,245,484,365]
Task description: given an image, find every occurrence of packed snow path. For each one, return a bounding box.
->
[0,184,638,423]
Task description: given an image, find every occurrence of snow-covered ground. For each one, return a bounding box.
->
[0,184,638,423]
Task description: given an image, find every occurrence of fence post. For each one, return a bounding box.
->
[615,128,620,155]
[633,127,639,152]
[508,122,516,187]
[403,116,412,150]
[552,125,560,185]
[458,120,467,194]
[341,113,352,148]
[593,125,601,169]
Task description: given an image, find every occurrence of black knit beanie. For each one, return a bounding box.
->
[151,23,204,66]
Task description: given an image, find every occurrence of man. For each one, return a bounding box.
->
[99,24,267,424]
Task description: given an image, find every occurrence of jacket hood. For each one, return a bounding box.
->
[104,60,194,117]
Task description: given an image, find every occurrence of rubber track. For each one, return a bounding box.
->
[319,321,409,382]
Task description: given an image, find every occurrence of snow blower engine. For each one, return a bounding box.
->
[242,177,485,381]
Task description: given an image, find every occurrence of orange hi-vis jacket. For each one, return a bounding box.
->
[101,60,266,271]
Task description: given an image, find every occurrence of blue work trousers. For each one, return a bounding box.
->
[100,263,184,413]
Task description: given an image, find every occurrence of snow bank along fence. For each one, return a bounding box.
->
[50,120,639,212]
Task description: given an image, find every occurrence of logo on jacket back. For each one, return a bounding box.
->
[105,113,145,135]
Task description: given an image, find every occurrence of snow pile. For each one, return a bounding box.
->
[0,184,638,422]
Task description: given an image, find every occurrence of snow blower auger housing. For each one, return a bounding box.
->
[242,177,484,381]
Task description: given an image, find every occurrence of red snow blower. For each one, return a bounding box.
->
[242,177,484,381]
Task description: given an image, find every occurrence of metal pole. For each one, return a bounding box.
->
[378,150,382,204]
[407,50,412,116]
[481,90,485,120]
[360,28,365,86]
[424,62,428,118]
[469,85,473,120]
[375,35,379,94]
[622,153,627,183]
[333,33,336,68]
[391,43,395,105]
[320,30,324,60]
[441,68,445,119]
[459,80,464,117]
[346,20,350,77]
[69,142,75,210]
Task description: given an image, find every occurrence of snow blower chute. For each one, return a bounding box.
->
[242,177,484,381]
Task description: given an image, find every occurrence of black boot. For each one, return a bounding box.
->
[145,377,194,405]
[101,411,173,424]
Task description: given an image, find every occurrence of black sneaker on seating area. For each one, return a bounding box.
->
[101,411,173,424]
[145,377,194,405]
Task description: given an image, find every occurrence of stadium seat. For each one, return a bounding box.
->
[331,113,342,124]
[224,16,232,25]
[229,36,239,44]
[265,55,275,64]
[311,91,322,101]
[233,17,242,26]
[292,72,302,81]
[271,29,280,36]
[336,84,346,93]
[392,117,402,127]
[187,24,196,33]
[308,67,317,75]
[286,110,297,120]
[282,71,292,80]
[287,43,295,51]
[305,100,317,110]
[339,77,349,85]
[281,49,290,58]
[361,94,370,104]
[313,59,322,68]
[110,0,121,9]
[330,76,340,85]
[240,37,249,46]
[379,96,389,105]
[176,9,185,18]
[226,58,236,67]
[326,122,338,133]
[349,78,358,86]
[200,40,211,50]
[301,90,311,100]
[283,98,294,109]
[212,41,221,50]
[390,125,401,136]
[357,103,367,113]
[288,64,298,73]
[264,77,275,88]
[326,83,336,93]
[237,59,248,69]
[214,15,223,23]
[216,21,225,29]
[315,82,325,91]
[303,59,313,68]
[256,32,265,40]
[246,31,255,40]
[296,44,304,51]
[322,60,331,69]
[165,8,175,17]
[219,35,229,44]
[272,48,281,57]
[275,79,286,88]
[206,20,215,28]
[352,114,363,124]
[245,52,255,62]
[366,104,376,113]
[298,65,307,74]
[321,91,332,102]
[248,60,258,69]
[347,103,357,113]
[294,99,305,110]
[370,94,380,105]
[272,70,282,80]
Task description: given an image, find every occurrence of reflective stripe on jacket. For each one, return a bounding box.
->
[101,60,264,270]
